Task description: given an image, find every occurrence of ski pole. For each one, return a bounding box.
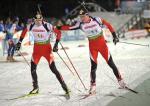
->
[37,4,42,15]
[59,42,87,90]
[119,41,149,47]
[18,50,30,67]
[56,52,75,76]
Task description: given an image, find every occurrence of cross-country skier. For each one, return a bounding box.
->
[58,9,126,94]
[15,13,70,95]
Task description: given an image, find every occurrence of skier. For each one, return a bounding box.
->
[15,13,70,95]
[58,9,126,94]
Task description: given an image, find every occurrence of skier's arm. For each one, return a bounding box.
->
[18,27,28,43]
[102,19,119,45]
[52,27,61,52]
[102,19,115,33]
[57,22,80,30]
[53,27,61,41]
[15,27,28,51]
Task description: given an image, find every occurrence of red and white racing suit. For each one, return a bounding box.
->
[21,22,61,64]
[60,17,122,85]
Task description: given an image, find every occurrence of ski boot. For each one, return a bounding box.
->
[61,82,71,99]
[118,79,126,89]
[29,85,39,94]
[89,83,96,94]
[64,88,71,100]
[65,88,71,96]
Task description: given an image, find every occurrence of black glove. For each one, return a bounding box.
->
[3,30,7,33]
[16,37,23,51]
[53,40,59,52]
[15,42,21,51]
[113,37,119,45]
[112,32,119,45]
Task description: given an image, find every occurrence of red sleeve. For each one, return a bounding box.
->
[102,19,115,33]
[61,25,70,30]
[53,27,61,40]
[20,28,28,39]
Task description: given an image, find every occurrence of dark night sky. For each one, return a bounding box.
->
[0,0,116,18]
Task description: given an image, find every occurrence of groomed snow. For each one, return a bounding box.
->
[0,37,150,106]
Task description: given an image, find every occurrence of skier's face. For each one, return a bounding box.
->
[80,15,90,23]
[35,19,42,26]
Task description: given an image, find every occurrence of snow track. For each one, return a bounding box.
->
[0,38,150,106]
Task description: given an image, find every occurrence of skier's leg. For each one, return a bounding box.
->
[89,48,98,94]
[107,55,122,80]
[31,61,38,87]
[107,55,126,88]
[89,50,98,85]
[49,61,70,94]
[29,54,41,94]
[100,43,126,88]
[43,44,70,95]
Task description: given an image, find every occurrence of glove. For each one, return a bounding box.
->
[53,40,59,52]
[3,30,7,33]
[112,32,119,45]
[15,37,23,51]
[113,37,119,45]
[15,42,21,51]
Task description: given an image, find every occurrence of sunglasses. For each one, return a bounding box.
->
[79,15,86,18]
[35,19,42,21]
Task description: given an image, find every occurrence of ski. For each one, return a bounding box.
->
[8,93,38,100]
[79,93,96,100]
[125,86,138,94]
[105,92,129,100]
[50,90,71,100]
[79,86,138,100]
[52,93,70,100]
[118,86,138,94]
